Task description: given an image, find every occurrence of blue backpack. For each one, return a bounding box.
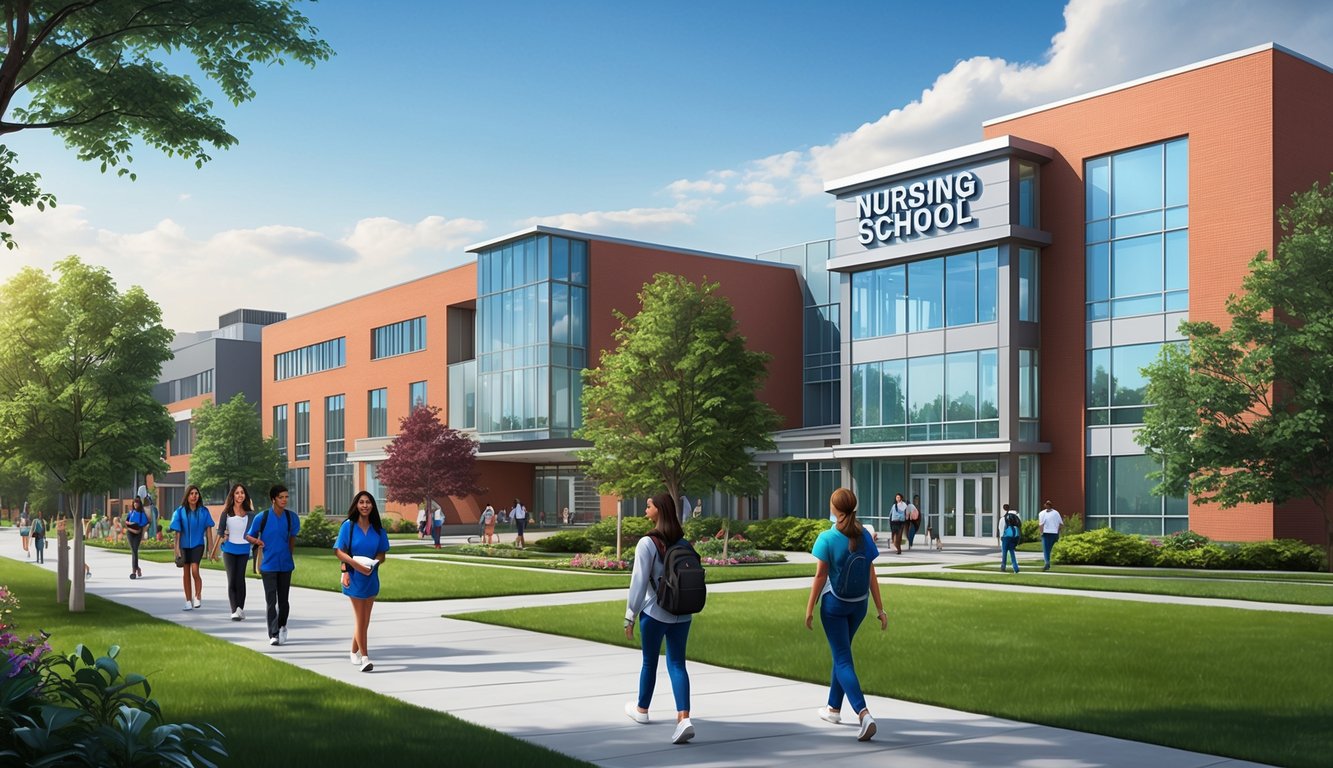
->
[1002,511,1022,540]
[831,530,873,601]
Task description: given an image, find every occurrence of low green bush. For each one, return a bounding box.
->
[529,530,592,553]
[296,508,338,549]
[745,517,828,551]
[86,536,175,551]
[1054,527,1158,567]
[449,543,539,559]
[1231,539,1326,571]
[693,536,758,557]
[1155,543,1236,569]
[683,516,740,542]
[584,515,654,552]
[1159,530,1213,551]
[1020,519,1041,543]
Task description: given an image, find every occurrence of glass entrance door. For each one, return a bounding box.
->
[911,474,997,539]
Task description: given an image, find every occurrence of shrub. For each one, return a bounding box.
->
[584,515,654,552]
[86,536,175,551]
[392,518,418,534]
[745,517,829,551]
[1230,539,1326,571]
[1020,519,1041,543]
[530,530,592,553]
[566,553,630,571]
[449,543,538,559]
[296,507,338,549]
[683,516,741,542]
[1053,527,1158,566]
[1155,543,1236,569]
[1159,530,1212,551]
[1064,514,1085,536]
[693,536,758,558]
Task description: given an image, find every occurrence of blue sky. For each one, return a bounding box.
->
[6,0,1333,330]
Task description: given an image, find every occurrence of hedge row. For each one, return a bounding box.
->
[1054,528,1326,571]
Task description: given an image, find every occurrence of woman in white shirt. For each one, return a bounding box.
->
[210,484,255,621]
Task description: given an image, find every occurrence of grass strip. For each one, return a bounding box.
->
[955,562,1333,583]
[456,586,1332,768]
[0,558,590,768]
[910,569,1333,605]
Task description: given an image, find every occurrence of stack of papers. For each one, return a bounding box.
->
[352,556,379,570]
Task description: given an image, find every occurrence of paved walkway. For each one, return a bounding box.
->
[1,531,1284,768]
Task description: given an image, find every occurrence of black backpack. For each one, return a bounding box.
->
[1002,511,1022,540]
[649,534,707,615]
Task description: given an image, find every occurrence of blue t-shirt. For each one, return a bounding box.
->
[812,526,879,601]
[335,519,391,599]
[169,506,214,549]
[248,508,300,572]
[124,509,149,531]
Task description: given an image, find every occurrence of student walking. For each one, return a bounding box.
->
[512,498,528,549]
[480,503,497,545]
[211,484,255,620]
[247,485,301,646]
[334,491,390,673]
[170,485,216,611]
[430,502,444,549]
[18,506,30,559]
[806,487,887,742]
[124,497,149,579]
[1000,503,1022,574]
[623,494,695,745]
[1037,500,1063,571]
[888,492,909,554]
[906,494,922,549]
[30,514,46,564]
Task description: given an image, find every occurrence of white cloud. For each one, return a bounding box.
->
[666,178,726,198]
[1,205,485,331]
[521,206,696,231]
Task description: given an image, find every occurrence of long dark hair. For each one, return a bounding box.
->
[182,484,203,511]
[131,497,143,513]
[831,487,865,551]
[649,493,682,545]
[223,483,252,518]
[346,490,383,533]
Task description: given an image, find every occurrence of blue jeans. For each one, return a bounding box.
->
[1041,532,1059,566]
[638,614,691,712]
[1001,538,1020,572]
[820,593,868,714]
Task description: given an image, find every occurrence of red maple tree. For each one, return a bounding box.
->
[375,405,483,512]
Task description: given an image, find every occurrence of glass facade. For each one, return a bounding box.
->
[757,241,840,427]
[368,388,388,437]
[779,461,842,518]
[1085,456,1188,535]
[324,394,351,515]
[273,405,287,460]
[153,369,214,404]
[850,458,907,523]
[1018,349,1039,441]
[851,247,997,339]
[274,337,345,381]
[294,400,310,461]
[1018,248,1039,322]
[1085,138,1188,320]
[1087,341,1183,426]
[851,349,999,443]
[477,234,588,440]
[371,316,426,360]
[448,360,477,429]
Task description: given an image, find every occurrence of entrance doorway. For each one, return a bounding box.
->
[911,474,996,538]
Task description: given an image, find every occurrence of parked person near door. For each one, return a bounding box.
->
[170,485,216,611]
[211,483,255,620]
[888,493,908,554]
[430,502,444,548]
[30,513,46,564]
[906,495,922,549]
[1038,500,1063,571]
[806,487,887,742]
[512,498,528,549]
[247,485,301,646]
[623,493,695,745]
[1000,503,1022,574]
[481,503,497,544]
[124,497,149,579]
[335,490,390,672]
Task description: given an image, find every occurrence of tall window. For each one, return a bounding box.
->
[1018,248,1039,322]
[1087,341,1182,425]
[274,338,346,381]
[780,461,843,518]
[294,401,310,460]
[1085,456,1187,535]
[371,316,427,360]
[169,419,193,456]
[1018,349,1039,441]
[851,247,998,339]
[368,388,388,437]
[286,467,309,515]
[1017,161,1038,228]
[409,380,428,411]
[851,349,998,443]
[325,395,351,515]
[1085,138,1188,320]
[273,405,288,460]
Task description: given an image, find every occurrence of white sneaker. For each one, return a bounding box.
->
[359,658,374,672]
[237,608,245,620]
[350,651,362,665]
[671,718,695,745]
[269,636,279,646]
[182,601,193,611]
[818,706,842,724]
[858,713,877,742]
[278,626,288,645]
[192,598,201,609]
[624,702,649,724]
[230,609,240,621]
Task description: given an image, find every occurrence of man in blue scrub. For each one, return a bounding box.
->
[247,485,301,646]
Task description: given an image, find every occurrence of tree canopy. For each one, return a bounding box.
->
[187,393,285,502]
[577,273,781,504]
[376,405,482,512]
[1137,176,1333,562]
[0,0,332,248]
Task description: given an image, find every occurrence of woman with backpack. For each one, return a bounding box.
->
[805,487,887,742]
[124,497,150,579]
[209,484,255,620]
[30,513,46,564]
[623,493,695,745]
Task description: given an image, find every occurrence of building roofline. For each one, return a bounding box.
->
[268,260,475,327]
[466,225,802,271]
[823,134,1055,195]
[984,43,1328,127]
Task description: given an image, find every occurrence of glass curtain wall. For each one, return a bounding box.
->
[779,461,841,518]
[851,349,998,443]
[324,395,351,515]
[851,247,998,339]
[756,240,840,427]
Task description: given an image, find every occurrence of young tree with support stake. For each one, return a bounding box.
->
[0,256,174,610]
[1137,177,1333,570]
[578,273,781,557]
[376,405,483,530]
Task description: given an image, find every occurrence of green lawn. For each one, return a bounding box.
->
[970,562,1333,583]
[0,559,590,768]
[457,586,1333,768]
[914,568,1333,605]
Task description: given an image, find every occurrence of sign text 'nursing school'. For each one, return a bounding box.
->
[856,171,980,245]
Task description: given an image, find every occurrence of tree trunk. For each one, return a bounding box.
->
[55,523,69,603]
[70,492,86,612]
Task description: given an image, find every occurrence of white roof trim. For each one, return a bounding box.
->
[823,135,1054,195]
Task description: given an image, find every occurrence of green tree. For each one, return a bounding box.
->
[0,0,332,248]
[187,393,285,503]
[0,256,174,608]
[1137,177,1333,567]
[578,273,781,506]
[0,453,35,519]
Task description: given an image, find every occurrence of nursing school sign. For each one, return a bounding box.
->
[856,170,981,245]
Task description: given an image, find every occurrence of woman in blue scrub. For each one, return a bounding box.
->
[334,490,390,672]
[170,485,216,611]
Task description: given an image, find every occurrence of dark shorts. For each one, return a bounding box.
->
[180,545,205,565]
[515,518,527,535]
[889,520,905,534]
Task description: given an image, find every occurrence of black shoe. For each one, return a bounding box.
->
[1043,564,1050,571]
[130,573,137,580]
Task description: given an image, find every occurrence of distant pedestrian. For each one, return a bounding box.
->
[679,495,692,520]
[335,491,390,673]
[888,493,908,554]
[124,497,149,579]
[30,513,46,564]
[170,485,216,611]
[1000,503,1022,574]
[562,506,571,526]
[1037,500,1063,571]
[247,485,301,646]
[481,504,497,544]
[416,506,427,539]
[211,483,255,620]
[512,498,528,549]
[430,502,444,549]
[907,494,922,549]
[18,506,30,559]
[623,493,695,745]
[806,487,886,742]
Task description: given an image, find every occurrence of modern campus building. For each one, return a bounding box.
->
[256,43,1330,545]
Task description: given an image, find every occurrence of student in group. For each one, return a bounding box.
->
[170,485,216,611]
[512,498,528,549]
[30,513,46,564]
[888,492,909,554]
[334,490,390,672]
[623,493,695,745]
[247,485,301,646]
[481,503,497,545]
[430,502,444,549]
[906,494,922,549]
[124,497,149,579]
[18,505,30,559]
[806,487,887,742]
[210,483,255,620]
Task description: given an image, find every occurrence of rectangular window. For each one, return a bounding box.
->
[907,259,944,332]
[325,394,351,516]
[852,351,998,444]
[286,467,309,516]
[273,405,288,460]
[1017,162,1038,228]
[368,388,388,437]
[1018,248,1039,322]
[274,338,346,381]
[852,249,998,340]
[372,317,427,360]
[944,251,977,327]
[169,419,193,456]
[294,401,310,460]
[409,380,428,411]
[1087,341,1181,425]
[1019,348,1039,441]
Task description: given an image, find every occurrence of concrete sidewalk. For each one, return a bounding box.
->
[1,533,1275,768]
